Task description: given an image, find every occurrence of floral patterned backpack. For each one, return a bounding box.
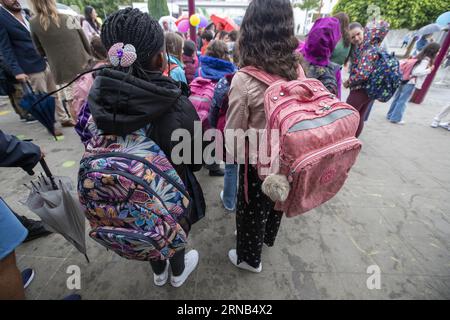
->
[365,49,401,102]
[78,117,191,261]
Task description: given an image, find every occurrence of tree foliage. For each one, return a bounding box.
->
[332,0,450,30]
[294,0,321,12]
[147,0,169,20]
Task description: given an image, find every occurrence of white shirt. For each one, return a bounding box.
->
[409,57,432,90]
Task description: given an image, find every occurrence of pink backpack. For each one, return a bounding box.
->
[73,62,106,118]
[399,58,418,81]
[189,76,216,130]
[240,66,362,217]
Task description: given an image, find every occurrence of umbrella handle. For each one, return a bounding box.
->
[21,81,35,95]
[40,159,58,190]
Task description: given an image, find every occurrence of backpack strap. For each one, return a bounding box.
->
[240,66,280,85]
[240,65,306,85]
[244,141,250,204]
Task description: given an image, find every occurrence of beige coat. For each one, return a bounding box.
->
[225,70,269,163]
[30,14,91,84]
[226,70,268,132]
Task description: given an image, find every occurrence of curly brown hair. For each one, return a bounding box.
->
[238,0,299,80]
[205,40,230,61]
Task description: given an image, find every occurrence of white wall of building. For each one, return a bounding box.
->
[293,0,340,35]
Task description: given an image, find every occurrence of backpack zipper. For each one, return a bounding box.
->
[268,87,334,129]
[289,138,360,177]
[268,97,298,129]
[83,152,190,199]
[94,227,160,249]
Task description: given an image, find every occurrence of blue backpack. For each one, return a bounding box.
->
[78,118,191,262]
[366,49,401,102]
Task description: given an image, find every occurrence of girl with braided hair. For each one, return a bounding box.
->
[87,8,203,288]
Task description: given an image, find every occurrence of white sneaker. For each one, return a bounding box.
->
[439,122,449,129]
[228,249,262,273]
[170,250,199,288]
[392,120,405,125]
[153,260,169,286]
[431,120,440,128]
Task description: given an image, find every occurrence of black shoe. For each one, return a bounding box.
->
[23,114,37,124]
[21,218,52,242]
[21,268,35,289]
[209,168,225,177]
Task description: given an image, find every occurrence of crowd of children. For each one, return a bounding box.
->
[1,0,449,300]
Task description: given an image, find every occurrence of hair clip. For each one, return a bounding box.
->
[108,42,137,67]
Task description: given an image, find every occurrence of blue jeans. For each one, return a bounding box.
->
[0,198,27,260]
[387,83,415,123]
[222,164,238,210]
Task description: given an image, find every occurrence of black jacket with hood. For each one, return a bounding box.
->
[88,69,205,225]
[88,68,202,174]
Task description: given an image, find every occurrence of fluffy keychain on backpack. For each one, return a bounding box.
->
[261,174,291,202]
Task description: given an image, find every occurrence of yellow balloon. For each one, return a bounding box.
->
[190,14,200,27]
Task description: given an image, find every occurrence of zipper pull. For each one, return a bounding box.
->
[315,105,332,115]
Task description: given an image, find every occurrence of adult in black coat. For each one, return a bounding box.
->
[0,2,45,121]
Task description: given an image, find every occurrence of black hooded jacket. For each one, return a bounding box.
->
[88,68,202,174]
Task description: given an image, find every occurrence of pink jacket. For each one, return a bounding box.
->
[72,62,106,117]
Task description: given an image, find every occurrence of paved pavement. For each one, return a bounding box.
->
[0,85,449,300]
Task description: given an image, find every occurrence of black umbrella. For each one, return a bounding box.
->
[19,82,57,140]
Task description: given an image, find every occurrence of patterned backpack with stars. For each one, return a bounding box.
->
[366,49,401,102]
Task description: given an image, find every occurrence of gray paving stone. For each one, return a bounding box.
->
[1,85,449,299]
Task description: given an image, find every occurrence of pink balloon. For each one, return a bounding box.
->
[199,16,208,28]
[178,19,190,33]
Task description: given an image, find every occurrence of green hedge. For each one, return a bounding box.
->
[332,0,450,30]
